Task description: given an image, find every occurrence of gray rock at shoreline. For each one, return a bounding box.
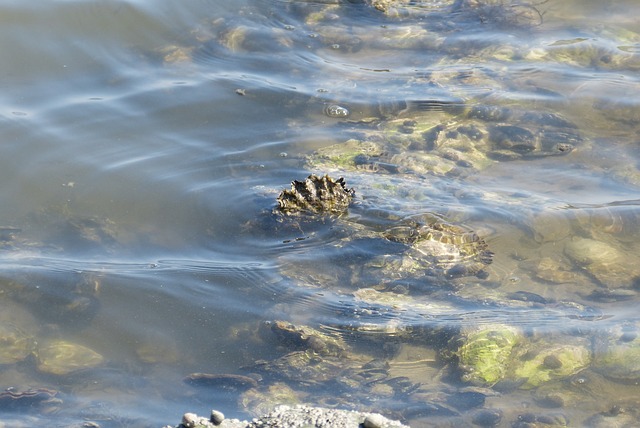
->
[166,405,409,428]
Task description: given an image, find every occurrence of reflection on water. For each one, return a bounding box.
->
[1,0,640,426]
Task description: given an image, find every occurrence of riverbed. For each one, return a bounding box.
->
[1,1,640,426]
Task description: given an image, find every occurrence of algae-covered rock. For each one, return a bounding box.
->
[307,106,581,179]
[450,324,522,387]
[306,139,389,174]
[449,326,592,389]
[366,0,546,28]
[592,323,640,383]
[526,28,640,71]
[564,238,624,267]
[37,340,104,376]
[514,342,591,389]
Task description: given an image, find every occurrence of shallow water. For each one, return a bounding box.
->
[1,0,640,426]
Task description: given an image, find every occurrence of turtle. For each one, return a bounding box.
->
[242,143,608,427]
[266,174,494,292]
[381,213,493,278]
[254,175,598,397]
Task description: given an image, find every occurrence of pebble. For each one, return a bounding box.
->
[363,414,385,428]
[543,354,563,370]
[182,413,199,428]
[211,410,225,426]
[472,408,503,427]
[182,412,214,428]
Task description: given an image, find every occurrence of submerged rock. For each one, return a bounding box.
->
[513,342,591,389]
[0,388,62,414]
[449,324,522,387]
[592,323,640,384]
[564,237,639,288]
[307,106,581,178]
[184,373,259,392]
[154,3,636,425]
[239,382,302,417]
[445,325,591,389]
[239,318,409,413]
[36,340,104,376]
[261,320,348,357]
[0,323,36,366]
[366,0,546,28]
[2,271,101,327]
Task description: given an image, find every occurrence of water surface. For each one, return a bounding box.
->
[1,0,640,426]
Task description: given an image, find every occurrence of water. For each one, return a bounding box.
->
[1,0,640,426]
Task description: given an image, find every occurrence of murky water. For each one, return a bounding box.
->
[1,0,640,426]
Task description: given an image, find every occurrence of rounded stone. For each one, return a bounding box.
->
[210,410,225,426]
[472,408,503,427]
[37,340,104,376]
[182,412,199,428]
[564,238,622,266]
[543,354,563,370]
[363,414,385,428]
[324,104,350,118]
